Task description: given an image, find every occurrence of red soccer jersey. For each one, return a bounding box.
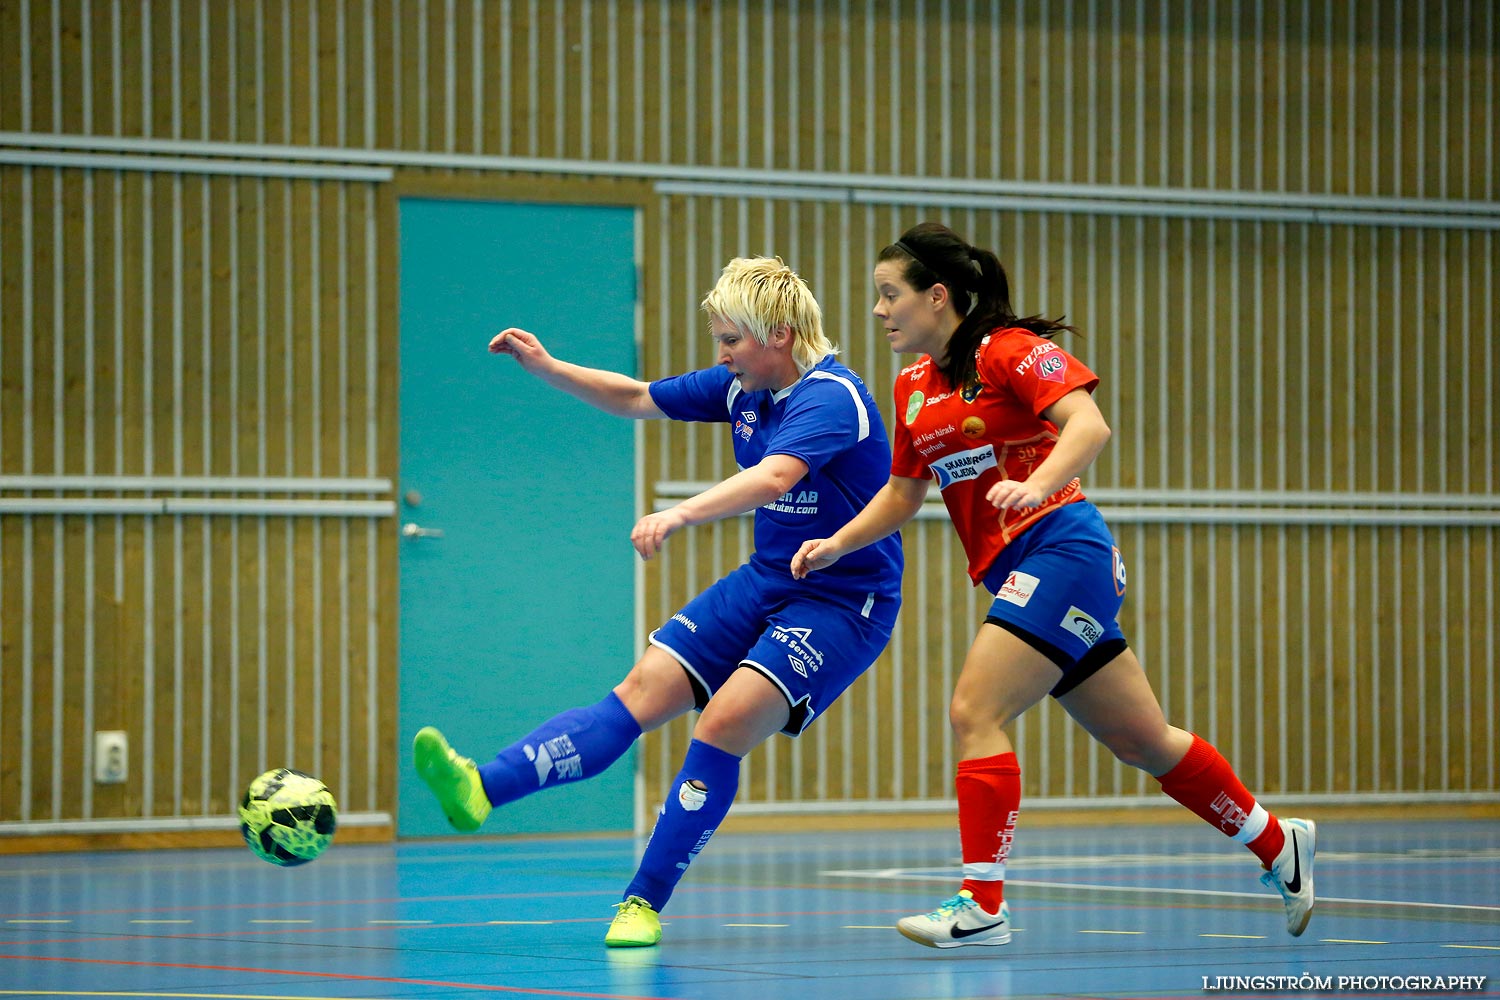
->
[891,327,1101,584]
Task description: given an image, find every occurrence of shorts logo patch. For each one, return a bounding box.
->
[997,571,1040,607]
[771,626,823,674]
[1061,605,1104,647]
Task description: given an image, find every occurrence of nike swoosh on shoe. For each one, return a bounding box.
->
[951,920,1006,939]
[1283,830,1302,893]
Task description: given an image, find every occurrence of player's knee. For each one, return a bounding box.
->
[687,717,755,756]
[948,691,994,742]
[1105,737,1152,771]
[1099,728,1173,772]
[614,654,695,731]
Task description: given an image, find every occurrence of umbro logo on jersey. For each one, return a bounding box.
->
[740,410,757,424]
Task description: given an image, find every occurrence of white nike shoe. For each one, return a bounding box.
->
[1260,817,1316,936]
[897,889,1012,949]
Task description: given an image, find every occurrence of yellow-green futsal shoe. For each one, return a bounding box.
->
[605,895,662,947]
[412,726,492,832]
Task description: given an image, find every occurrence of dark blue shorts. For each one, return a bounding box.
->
[649,560,899,737]
[980,501,1130,697]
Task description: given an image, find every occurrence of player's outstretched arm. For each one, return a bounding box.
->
[631,453,808,560]
[489,327,665,419]
[791,474,929,578]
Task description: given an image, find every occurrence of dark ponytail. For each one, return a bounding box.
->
[879,222,1076,390]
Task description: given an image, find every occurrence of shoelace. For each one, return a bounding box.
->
[925,894,978,919]
[615,897,649,917]
[1259,869,1292,899]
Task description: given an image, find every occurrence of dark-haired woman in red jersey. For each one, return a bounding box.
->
[793,221,1315,949]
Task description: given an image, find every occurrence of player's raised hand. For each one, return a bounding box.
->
[791,537,843,579]
[631,508,688,560]
[488,327,555,374]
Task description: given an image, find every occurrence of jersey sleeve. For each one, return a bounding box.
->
[764,372,869,477]
[647,366,739,423]
[978,330,1099,419]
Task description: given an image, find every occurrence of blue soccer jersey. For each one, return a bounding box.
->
[649,356,904,603]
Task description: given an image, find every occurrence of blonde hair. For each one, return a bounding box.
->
[700,256,838,373]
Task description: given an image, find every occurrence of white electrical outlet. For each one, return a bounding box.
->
[94,730,128,784]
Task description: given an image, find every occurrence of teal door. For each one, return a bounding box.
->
[397,198,638,837]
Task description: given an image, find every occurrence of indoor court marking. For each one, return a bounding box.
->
[3,819,1496,1000]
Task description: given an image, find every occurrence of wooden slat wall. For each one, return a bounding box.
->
[0,165,399,824]
[0,0,1495,831]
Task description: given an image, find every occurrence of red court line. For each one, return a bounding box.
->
[0,888,625,920]
[0,952,673,1000]
[0,906,914,949]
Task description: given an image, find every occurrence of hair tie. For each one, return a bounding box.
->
[895,239,961,290]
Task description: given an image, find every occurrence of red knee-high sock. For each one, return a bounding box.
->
[1155,734,1285,867]
[955,752,1021,913]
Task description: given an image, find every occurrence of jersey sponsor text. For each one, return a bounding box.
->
[929,444,997,489]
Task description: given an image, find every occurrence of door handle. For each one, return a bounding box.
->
[401,522,445,539]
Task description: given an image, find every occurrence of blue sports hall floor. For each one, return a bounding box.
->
[2,817,1496,1000]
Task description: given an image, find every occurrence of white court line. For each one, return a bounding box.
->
[1201,933,1266,939]
[6,919,72,924]
[820,869,1500,914]
[826,847,1500,869]
[486,920,554,925]
[367,919,431,924]
[247,919,312,924]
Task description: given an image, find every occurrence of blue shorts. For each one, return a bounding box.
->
[980,501,1130,697]
[649,560,899,737]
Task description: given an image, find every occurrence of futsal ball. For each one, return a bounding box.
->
[238,767,338,866]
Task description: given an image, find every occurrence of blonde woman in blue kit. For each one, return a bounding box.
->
[412,256,904,948]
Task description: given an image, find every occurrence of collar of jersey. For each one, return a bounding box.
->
[774,355,838,403]
[736,355,838,406]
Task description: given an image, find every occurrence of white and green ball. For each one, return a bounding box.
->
[239,768,338,866]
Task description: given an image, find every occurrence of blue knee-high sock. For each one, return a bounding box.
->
[476,691,642,806]
[624,738,742,912]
